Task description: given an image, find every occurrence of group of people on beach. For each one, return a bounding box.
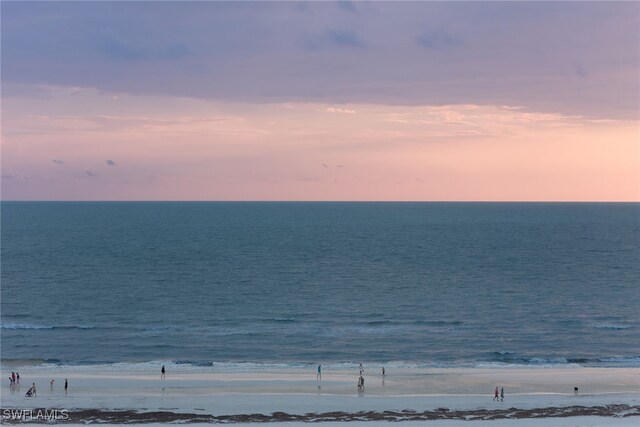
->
[357,363,366,391]
[8,371,20,389]
[316,363,384,392]
[8,375,68,397]
[493,386,505,402]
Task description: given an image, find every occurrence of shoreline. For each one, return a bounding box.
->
[1,366,638,424]
[3,366,638,395]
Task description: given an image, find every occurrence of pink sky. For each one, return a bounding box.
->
[2,87,638,201]
[1,2,638,201]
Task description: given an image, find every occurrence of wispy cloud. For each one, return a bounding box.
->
[1,170,24,181]
[416,28,463,50]
[3,111,250,137]
[52,159,65,165]
[337,1,357,14]
[326,107,356,114]
[299,176,322,182]
[95,37,190,62]
[326,29,365,49]
[299,29,366,51]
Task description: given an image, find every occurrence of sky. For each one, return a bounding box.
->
[1,1,639,201]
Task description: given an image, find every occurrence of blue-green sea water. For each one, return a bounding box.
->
[1,202,638,370]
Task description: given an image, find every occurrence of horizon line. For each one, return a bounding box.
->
[1,200,639,204]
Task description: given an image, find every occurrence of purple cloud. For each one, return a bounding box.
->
[2,1,638,119]
[416,28,463,50]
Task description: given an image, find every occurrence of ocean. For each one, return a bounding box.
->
[1,202,638,371]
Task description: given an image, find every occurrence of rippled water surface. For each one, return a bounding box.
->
[2,202,638,368]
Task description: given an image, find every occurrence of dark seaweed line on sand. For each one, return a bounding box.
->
[1,405,639,424]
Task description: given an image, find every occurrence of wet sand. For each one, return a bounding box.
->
[1,366,638,424]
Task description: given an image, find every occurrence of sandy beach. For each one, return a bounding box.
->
[1,366,638,423]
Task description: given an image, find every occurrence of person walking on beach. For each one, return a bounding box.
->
[382,367,385,377]
[500,387,504,402]
[161,365,166,379]
[16,373,20,385]
[493,386,499,401]
[50,379,55,391]
[64,379,68,394]
[317,365,322,381]
[359,363,364,376]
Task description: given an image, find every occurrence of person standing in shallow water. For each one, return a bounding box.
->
[500,387,504,402]
[317,365,321,381]
[161,365,166,380]
[64,379,68,394]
